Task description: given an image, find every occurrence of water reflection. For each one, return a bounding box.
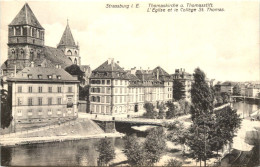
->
[2,102,258,166]
[233,102,259,118]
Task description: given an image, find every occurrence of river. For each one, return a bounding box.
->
[1,102,259,166]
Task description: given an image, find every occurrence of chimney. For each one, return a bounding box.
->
[108,58,114,65]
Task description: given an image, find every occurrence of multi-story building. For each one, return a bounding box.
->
[7,66,79,131]
[172,68,193,101]
[246,84,260,97]
[220,81,236,94]
[89,58,173,115]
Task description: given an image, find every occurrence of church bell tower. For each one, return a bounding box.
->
[5,3,45,76]
[57,20,81,66]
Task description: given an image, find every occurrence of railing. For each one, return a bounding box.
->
[0,118,90,138]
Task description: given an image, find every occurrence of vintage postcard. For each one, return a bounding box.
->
[0,0,259,166]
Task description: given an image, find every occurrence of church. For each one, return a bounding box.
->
[1,3,90,84]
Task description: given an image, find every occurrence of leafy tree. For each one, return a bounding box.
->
[173,79,185,101]
[213,106,242,151]
[1,79,12,129]
[65,64,84,81]
[97,138,115,166]
[187,68,241,167]
[221,92,230,104]
[233,84,241,96]
[164,159,183,167]
[178,99,191,115]
[166,121,187,146]
[123,134,147,166]
[79,85,90,100]
[187,68,215,166]
[157,103,166,119]
[166,101,178,119]
[144,127,166,165]
[143,102,158,119]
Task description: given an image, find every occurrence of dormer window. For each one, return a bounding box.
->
[38,75,42,79]
[28,74,32,79]
[48,75,52,79]
[57,75,61,80]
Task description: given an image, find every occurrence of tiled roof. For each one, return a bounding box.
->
[93,60,125,73]
[153,66,170,76]
[1,46,73,71]
[58,23,76,47]
[221,81,236,86]
[8,67,78,82]
[41,46,73,68]
[9,3,43,29]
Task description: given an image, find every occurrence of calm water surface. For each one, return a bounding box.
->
[1,102,258,166]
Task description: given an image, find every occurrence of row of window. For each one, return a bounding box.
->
[10,26,44,39]
[91,79,129,86]
[17,97,69,106]
[91,80,111,85]
[17,108,75,116]
[17,86,73,93]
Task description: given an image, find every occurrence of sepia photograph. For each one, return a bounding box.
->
[0,0,259,166]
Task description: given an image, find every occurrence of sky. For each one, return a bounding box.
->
[0,0,259,82]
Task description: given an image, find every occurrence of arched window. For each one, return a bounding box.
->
[37,50,41,59]
[11,49,15,59]
[75,51,77,55]
[67,50,72,55]
[69,57,72,62]
[74,58,77,64]
[20,49,24,59]
[30,50,34,60]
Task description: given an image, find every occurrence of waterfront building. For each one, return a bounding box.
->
[246,84,260,97]
[172,68,193,101]
[7,66,79,131]
[220,81,236,94]
[89,58,173,115]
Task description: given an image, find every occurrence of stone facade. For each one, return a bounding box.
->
[89,58,173,115]
[7,67,79,131]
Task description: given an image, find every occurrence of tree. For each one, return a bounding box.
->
[144,127,166,165]
[97,138,115,166]
[187,68,215,167]
[1,79,12,129]
[186,68,241,167]
[164,159,183,167]
[157,103,166,119]
[173,79,185,101]
[123,134,147,166]
[79,85,90,100]
[143,102,158,119]
[233,84,241,96]
[166,101,178,119]
[221,92,230,104]
[65,64,84,81]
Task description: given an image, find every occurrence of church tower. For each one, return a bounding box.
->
[57,20,81,66]
[5,3,45,76]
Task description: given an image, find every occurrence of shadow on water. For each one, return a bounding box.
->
[1,146,12,166]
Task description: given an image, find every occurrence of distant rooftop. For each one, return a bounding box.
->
[7,66,79,82]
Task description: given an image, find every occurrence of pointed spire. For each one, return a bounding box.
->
[58,20,76,47]
[9,3,44,29]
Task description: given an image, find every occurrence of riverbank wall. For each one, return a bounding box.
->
[0,118,124,146]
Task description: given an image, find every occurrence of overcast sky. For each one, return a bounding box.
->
[0,1,259,82]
